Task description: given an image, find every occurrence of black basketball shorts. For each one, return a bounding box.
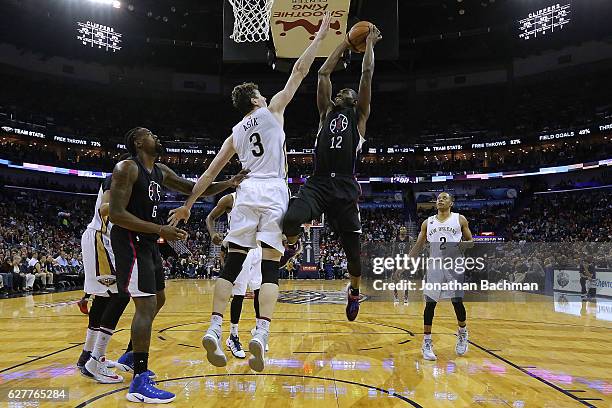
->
[291,175,362,234]
[111,227,164,297]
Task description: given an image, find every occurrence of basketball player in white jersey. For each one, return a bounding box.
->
[77,174,125,383]
[168,13,332,372]
[206,193,263,359]
[407,192,474,361]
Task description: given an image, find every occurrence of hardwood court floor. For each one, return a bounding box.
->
[1,280,611,407]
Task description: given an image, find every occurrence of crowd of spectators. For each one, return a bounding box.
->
[0,182,610,296]
[316,208,406,279]
[416,204,513,237]
[157,207,222,280]
[0,187,224,295]
[508,189,612,242]
[433,190,612,289]
[0,188,88,295]
[470,241,611,291]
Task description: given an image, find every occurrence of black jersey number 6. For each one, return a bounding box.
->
[250,133,264,157]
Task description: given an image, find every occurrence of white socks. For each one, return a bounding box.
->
[230,323,239,336]
[84,328,98,352]
[211,314,223,328]
[256,318,270,333]
[92,328,113,360]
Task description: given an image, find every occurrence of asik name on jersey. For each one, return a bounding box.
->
[242,117,259,131]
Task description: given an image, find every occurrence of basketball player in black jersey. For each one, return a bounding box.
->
[391,226,411,305]
[109,127,247,403]
[283,25,382,321]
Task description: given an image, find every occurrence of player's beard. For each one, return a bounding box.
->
[155,141,165,155]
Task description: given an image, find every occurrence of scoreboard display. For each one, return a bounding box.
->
[76,21,122,52]
[518,3,571,41]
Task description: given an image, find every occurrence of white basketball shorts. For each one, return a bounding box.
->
[81,227,118,296]
[223,178,289,254]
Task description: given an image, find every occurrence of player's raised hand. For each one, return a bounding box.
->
[229,169,250,188]
[367,25,382,45]
[159,225,188,241]
[315,12,332,41]
[168,205,191,227]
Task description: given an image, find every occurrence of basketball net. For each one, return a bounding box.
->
[228,0,274,43]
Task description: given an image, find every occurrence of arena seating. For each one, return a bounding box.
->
[1,184,609,296]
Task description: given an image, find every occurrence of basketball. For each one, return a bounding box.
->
[347,21,372,53]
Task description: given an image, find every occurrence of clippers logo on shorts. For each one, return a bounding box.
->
[148,181,162,201]
[329,114,349,134]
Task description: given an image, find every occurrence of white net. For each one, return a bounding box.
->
[228,0,274,43]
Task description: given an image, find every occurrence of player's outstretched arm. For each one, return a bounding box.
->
[268,12,332,120]
[202,169,250,196]
[317,40,349,120]
[158,163,249,196]
[168,135,236,226]
[109,160,187,240]
[206,194,234,246]
[356,25,382,137]
[158,163,195,195]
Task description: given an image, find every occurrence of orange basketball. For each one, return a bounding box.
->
[347,21,372,53]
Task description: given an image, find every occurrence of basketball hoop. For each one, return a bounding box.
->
[228,0,274,43]
[302,223,312,237]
